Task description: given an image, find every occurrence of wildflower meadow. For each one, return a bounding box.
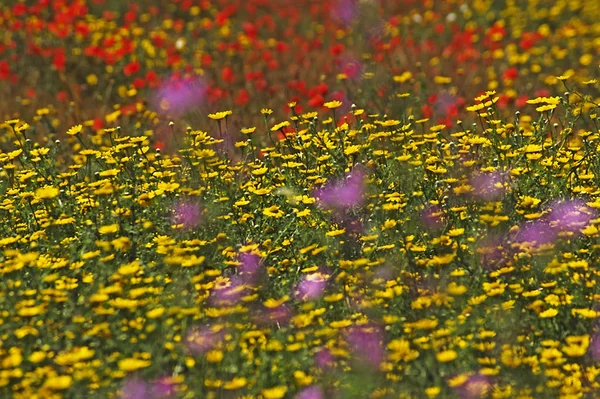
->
[1,0,600,398]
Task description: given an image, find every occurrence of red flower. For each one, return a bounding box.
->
[57,91,69,102]
[0,60,10,80]
[235,89,249,105]
[123,61,140,76]
[421,104,433,118]
[503,67,518,81]
[52,48,66,72]
[515,95,529,108]
[309,94,325,108]
[221,66,234,84]
[330,43,344,56]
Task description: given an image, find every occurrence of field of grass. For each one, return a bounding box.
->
[0,0,599,398]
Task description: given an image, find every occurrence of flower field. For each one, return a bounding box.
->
[0,0,599,398]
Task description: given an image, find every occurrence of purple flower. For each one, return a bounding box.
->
[456,374,491,399]
[184,325,225,355]
[314,168,366,210]
[210,276,248,306]
[252,305,292,326]
[514,198,595,247]
[151,376,177,398]
[514,219,557,246]
[121,378,149,399]
[314,348,335,369]
[470,170,507,201]
[340,57,363,81]
[588,334,600,361]
[345,325,385,368]
[434,92,459,118]
[172,199,203,230]
[153,75,207,117]
[548,199,595,234]
[331,0,359,26]
[296,385,324,399]
[476,236,508,270]
[421,205,445,231]
[239,251,262,278]
[294,272,329,301]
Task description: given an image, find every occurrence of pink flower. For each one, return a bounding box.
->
[294,271,329,301]
[184,325,225,355]
[152,75,207,117]
[296,385,324,399]
[456,374,491,399]
[345,325,385,368]
[151,376,177,398]
[314,348,335,369]
[421,205,445,231]
[470,170,507,201]
[548,199,595,234]
[314,168,366,210]
[332,0,359,26]
[121,378,148,399]
[172,199,203,230]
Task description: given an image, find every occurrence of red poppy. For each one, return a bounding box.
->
[309,94,325,108]
[123,61,140,76]
[503,67,518,81]
[0,60,10,80]
[221,66,235,84]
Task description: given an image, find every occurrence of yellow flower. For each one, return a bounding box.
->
[241,127,256,135]
[434,76,451,84]
[436,349,457,362]
[117,260,141,276]
[86,74,98,86]
[425,387,441,398]
[118,358,151,372]
[206,350,224,363]
[540,308,558,318]
[271,121,290,131]
[536,104,557,112]
[29,351,46,364]
[293,370,314,386]
[261,108,273,115]
[18,306,43,317]
[208,110,232,120]
[223,377,247,390]
[324,100,342,109]
[447,228,465,237]
[261,386,287,399]
[35,186,60,200]
[66,124,83,136]
[393,71,412,83]
[98,224,120,235]
[146,307,165,319]
[263,205,284,218]
[43,375,73,391]
[264,296,289,308]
